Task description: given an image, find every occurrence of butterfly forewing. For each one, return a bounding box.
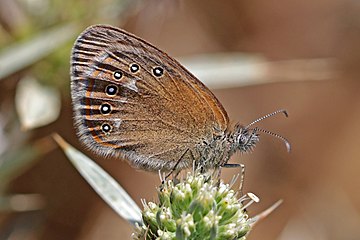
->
[71,25,229,171]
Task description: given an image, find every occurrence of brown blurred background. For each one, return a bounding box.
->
[1,0,360,239]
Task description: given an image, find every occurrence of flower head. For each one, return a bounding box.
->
[133,171,256,240]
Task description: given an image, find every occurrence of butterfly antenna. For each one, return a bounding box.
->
[246,109,288,129]
[255,127,291,152]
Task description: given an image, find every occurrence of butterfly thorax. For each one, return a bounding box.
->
[194,133,230,170]
[194,124,259,170]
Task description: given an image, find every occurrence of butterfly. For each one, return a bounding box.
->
[70,25,290,173]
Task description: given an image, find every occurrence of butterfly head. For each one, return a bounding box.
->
[231,109,291,154]
[232,125,260,153]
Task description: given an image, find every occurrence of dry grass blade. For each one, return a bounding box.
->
[52,133,142,226]
[0,23,78,79]
[180,54,337,89]
[0,194,45,212]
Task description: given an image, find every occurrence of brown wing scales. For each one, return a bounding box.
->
[71,25,229,171]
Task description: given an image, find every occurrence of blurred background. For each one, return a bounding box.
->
[0,0,360,239]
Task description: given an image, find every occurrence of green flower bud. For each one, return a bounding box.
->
[132,170,256,240]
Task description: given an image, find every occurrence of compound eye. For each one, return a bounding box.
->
[239,135,248,144]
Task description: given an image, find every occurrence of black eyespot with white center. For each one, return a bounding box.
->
[153,67,164,77]
[100,103,111,115]
[101,123,111,134]
[105,85,118,96]
[130,63,140,73]
[113,70,122,80]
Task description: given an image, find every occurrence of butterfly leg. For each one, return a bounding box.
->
[165,148,191,180]
[223,163,246,195]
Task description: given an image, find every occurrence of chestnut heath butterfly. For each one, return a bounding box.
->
[70,25,290,173]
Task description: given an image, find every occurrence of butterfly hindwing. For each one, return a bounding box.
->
[70,25,229,170]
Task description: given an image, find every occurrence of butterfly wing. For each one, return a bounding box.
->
[70,25,229,171]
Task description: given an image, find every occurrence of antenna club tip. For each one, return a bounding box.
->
[286,142,291,153]
[281,109,289,118]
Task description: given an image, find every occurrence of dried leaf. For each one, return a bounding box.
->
[15,76,60,130]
